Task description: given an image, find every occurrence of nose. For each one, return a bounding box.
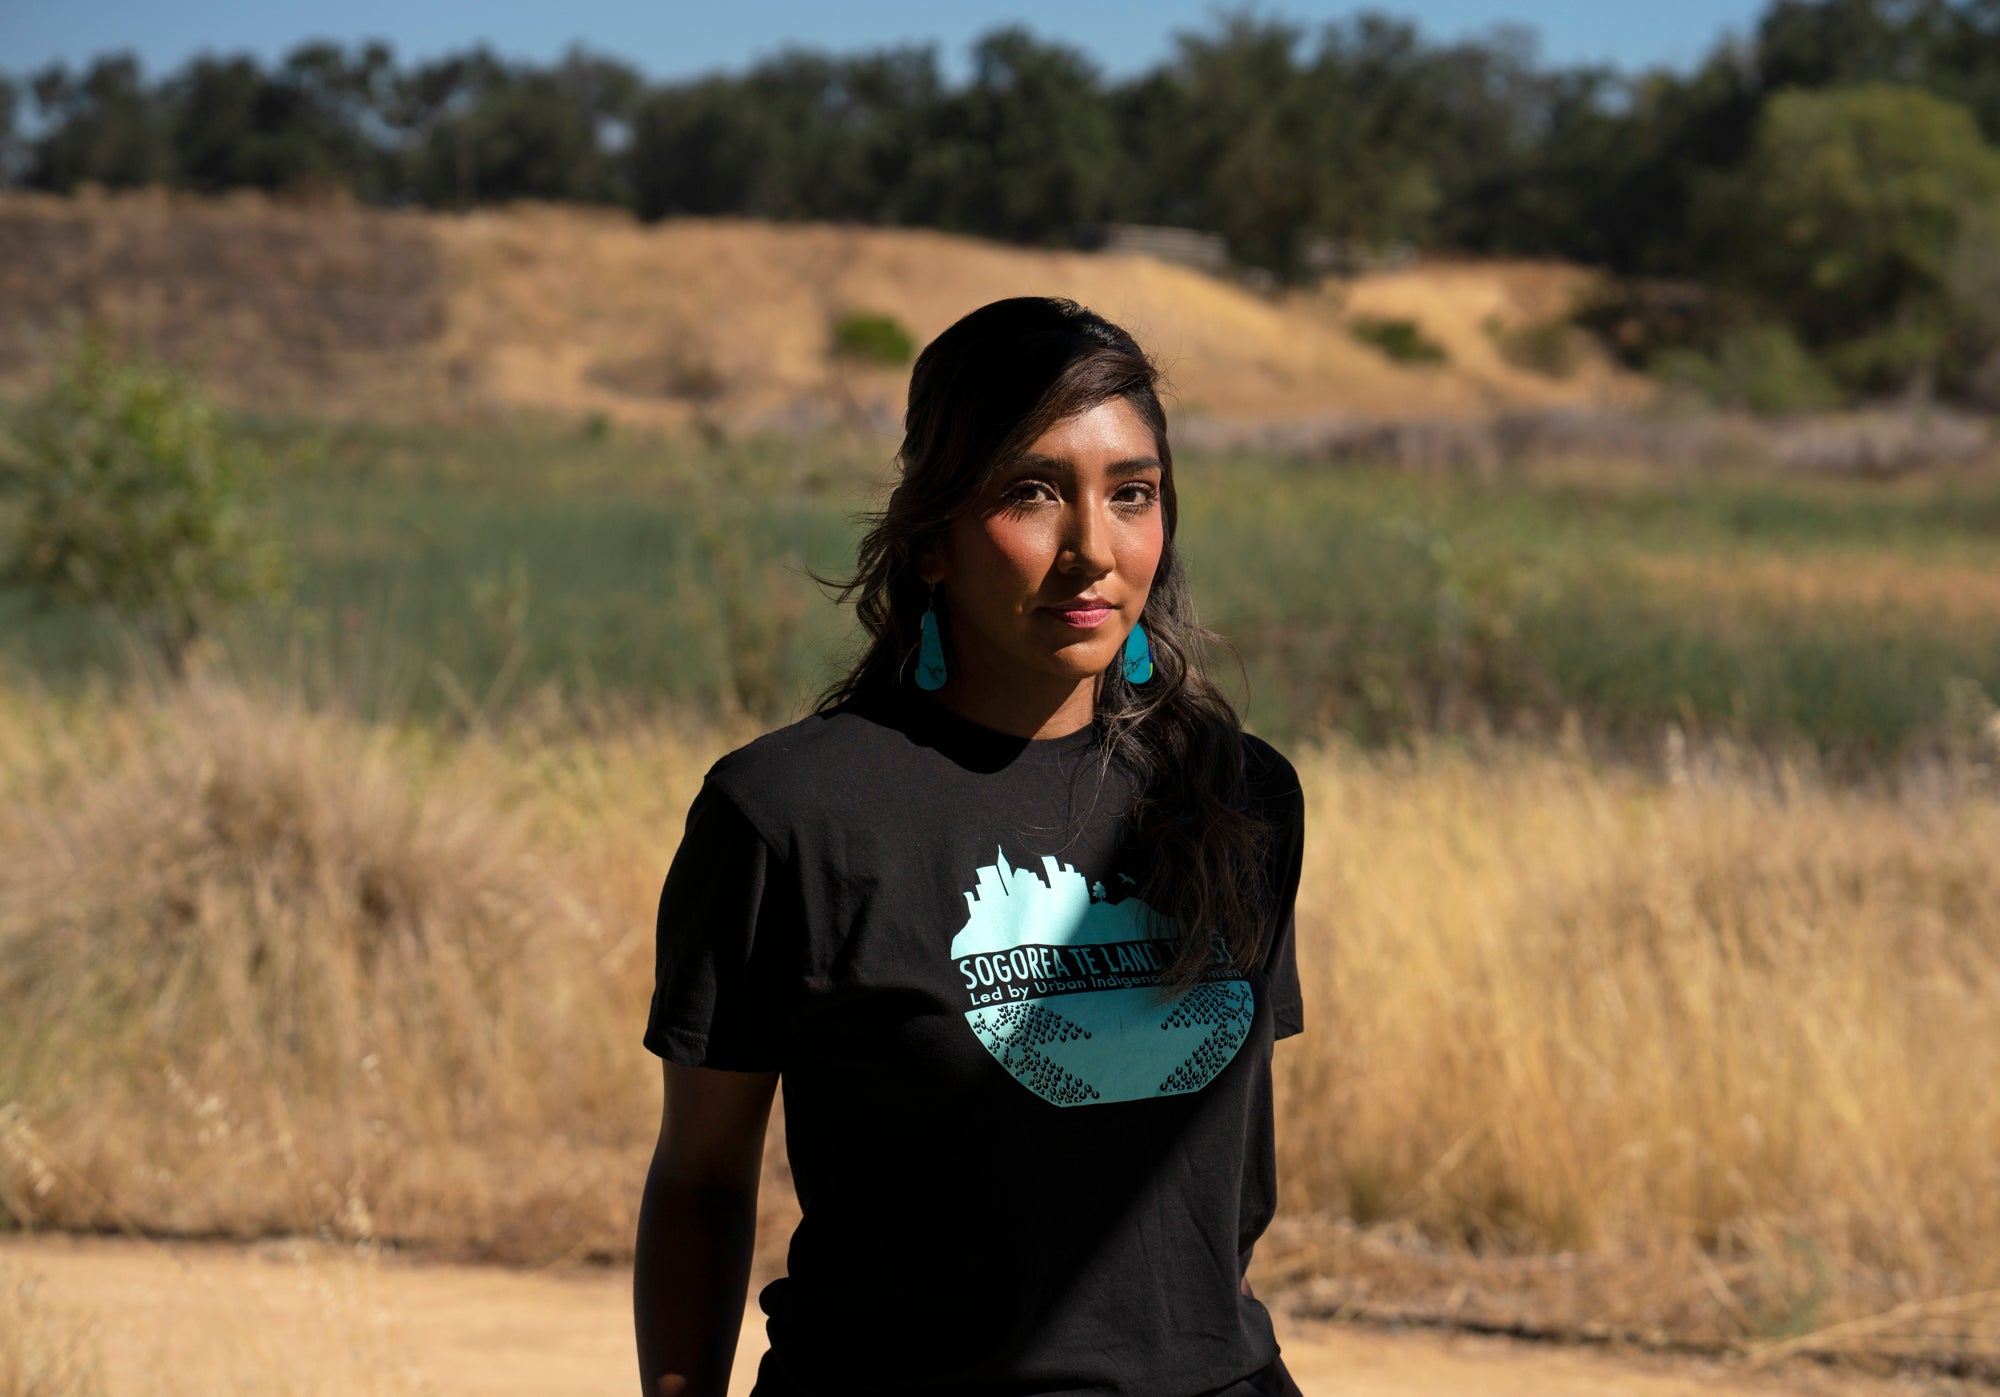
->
[1058,494,1115,577]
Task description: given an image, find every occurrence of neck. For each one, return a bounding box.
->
[923,649,1100,742]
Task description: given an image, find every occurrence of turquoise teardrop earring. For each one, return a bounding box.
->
[1122,620,1154,684]
[916,580,948,690]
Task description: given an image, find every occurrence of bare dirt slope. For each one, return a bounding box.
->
[0,191,1643,432]
[1,1234,1918,1397]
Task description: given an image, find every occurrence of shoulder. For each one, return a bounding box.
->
[1239,730,1303,817]
[700,697,905,849]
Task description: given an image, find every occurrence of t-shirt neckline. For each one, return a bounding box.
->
[883,685,1103,763]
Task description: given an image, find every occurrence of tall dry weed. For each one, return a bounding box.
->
[0,674,727,1259]
[1272,729,2000,1352]
[5,676,2000,1362]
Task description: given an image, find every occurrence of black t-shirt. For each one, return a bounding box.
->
[644,682,1307,1397]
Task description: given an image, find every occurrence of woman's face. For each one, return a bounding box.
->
[924,395,1167,695]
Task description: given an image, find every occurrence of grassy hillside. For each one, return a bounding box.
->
[0,191,1643,432]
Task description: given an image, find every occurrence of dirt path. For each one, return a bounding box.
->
[0,1233,1918,1396]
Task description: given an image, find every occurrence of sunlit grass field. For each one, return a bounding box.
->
[5,415,2000,764]
[2,674,1996,1370]
[5,417,2000,1374]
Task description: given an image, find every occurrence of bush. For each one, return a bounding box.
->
[1943,210,2000,403]
[0,329,288,675]
[1649,324,1842,415]
[830,311,916,367]
[1487,315,1586,378]
[1347,315,1448,365]
[1571,277,1745,372]
[1821,319,1951,397]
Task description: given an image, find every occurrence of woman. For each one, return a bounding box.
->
[633,296,1308,1397]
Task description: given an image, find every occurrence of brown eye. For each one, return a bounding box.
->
[1001,480,1056,507]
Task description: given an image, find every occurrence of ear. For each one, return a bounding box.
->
[914,542,947,587]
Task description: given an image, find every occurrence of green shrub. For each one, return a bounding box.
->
[830,311,917,367]
[1822,319,1950,395]
[0,329,288,675]
[1649,324,1842,415]
[1488,315,1585,378]
[1348,315,1449,365]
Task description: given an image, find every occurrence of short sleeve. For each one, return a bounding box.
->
[1251,745,1307,1041]
[643,776,802,1072]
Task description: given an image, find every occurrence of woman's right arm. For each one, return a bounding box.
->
[634,1059,781,1397]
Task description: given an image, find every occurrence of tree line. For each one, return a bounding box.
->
[10,0,2000,404]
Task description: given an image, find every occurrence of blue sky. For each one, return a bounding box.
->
[4,0,1770,84]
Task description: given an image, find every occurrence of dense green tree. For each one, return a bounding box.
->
[169,44,391,196]
[274,41,400,196]
[907,28,1117,245]
[1442,63,1628,260]
[1700,83,2000,387]
[0,77,20,186]
[1303,15,1452,247]
[406,48,637,207]
[1932,0,2000,135]
[1755,0,1954,88]
[627,72,761,217]
[1163,13,1334,278]
[26,54,172,190]
[630,45,942,222]
[1748,2,2000,142]
[830,48,951,224]
[1146,15,1556,276]
[1106,69,1199,228]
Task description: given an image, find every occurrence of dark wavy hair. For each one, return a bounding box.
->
[809,296,1276,994]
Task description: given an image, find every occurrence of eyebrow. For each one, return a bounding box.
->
[1007,452,1163,478]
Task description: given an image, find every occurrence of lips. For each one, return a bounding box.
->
[1041,600,1115,629]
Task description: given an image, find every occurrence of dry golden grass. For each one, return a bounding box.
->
[1332,258,1639,409]
[3,677,1998,1370]
[0,1258,105,1397]
[0,191,1644,432]
[433,209,1641,428]
[1637,551,2000,622]
[0,674,752,1262]
[0,1236,445,1397]
[1272,728,2000,1368]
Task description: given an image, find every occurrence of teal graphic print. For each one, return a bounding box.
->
[951,845,1253,1106]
